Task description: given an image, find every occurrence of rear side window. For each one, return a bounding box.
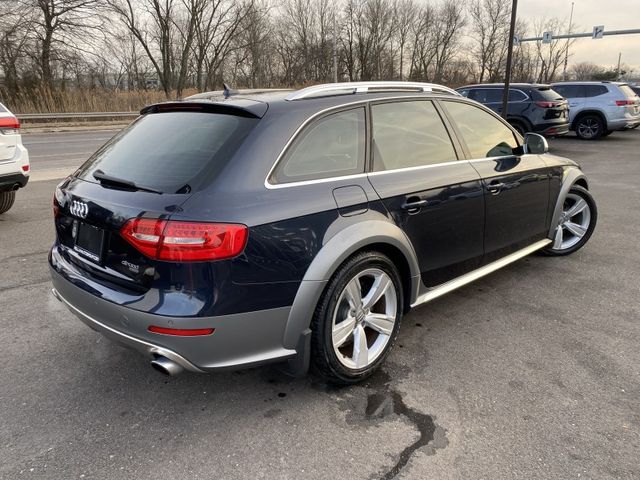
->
[271,108,365,184]
[76,111,258,193]
[508,90,528,101]
[619,85,638,98]
[534,87,564,101]
[553,85,584,98]
[443,101,518,159]
[372,100,457,171]
[585,85,608,97]
[470,89,503,103]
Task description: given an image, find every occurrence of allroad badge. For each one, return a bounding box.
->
[70,200,89,219]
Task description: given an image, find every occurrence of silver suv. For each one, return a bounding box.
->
[552,82,640,139]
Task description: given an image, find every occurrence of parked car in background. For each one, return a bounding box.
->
[50,82,597,384]
[456,83,570,137]
[0,102,29,214]
[552,81,640,140]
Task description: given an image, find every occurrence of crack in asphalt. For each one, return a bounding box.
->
[0,278,51,293]
[379,390,444,479]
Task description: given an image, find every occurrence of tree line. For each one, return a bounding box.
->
[0,0,584,101]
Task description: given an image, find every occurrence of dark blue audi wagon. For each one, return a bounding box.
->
[49,82,597,383]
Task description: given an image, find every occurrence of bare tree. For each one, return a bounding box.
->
[468,0,510,83]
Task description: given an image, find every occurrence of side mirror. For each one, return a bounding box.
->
[524,133,549,154]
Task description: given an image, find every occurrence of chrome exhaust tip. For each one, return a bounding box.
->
[151,356,184,377]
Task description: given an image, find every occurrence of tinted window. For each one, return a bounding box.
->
[534,87,564,101]
[585,85,608,97]
[0,103,7,112]
[471,89,503,103]
[76,111,258,193]
[553,85,584,98]
[272,108,365,184]
[372,101,457,171]
[508,89,528,101]
[457,89,470,97]
[443,101,518,158]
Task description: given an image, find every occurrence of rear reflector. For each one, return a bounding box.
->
[121,218,248,262]
[615,100,635,106]
[148,325,214,336]
[0,116,20,129]
[22,165,29,172]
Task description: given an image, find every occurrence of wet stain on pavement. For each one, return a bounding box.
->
[336,370,448,479]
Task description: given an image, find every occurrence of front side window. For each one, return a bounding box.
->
[471,89,503,104]
[271,108,365,184]
[443,101,518,159]
[372,100,457,171]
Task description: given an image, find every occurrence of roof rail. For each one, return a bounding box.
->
[186,88,293,100]
[285,81,460,101]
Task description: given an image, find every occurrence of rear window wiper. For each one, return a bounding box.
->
[92,169,163,194]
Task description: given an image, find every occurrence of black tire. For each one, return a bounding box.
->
[541,185,597,256]
[575,114,604,140]
[310,251,403,384]
[0,191,16,214]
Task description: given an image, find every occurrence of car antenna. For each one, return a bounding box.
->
[223,82,237,99]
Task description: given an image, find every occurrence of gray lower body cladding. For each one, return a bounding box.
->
[50,267,297,372]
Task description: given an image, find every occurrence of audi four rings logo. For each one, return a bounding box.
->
[70,200,89,219]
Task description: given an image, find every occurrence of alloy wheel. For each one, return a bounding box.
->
[552,193,592,251]
[577,118,600,139]
[331,268,398,370]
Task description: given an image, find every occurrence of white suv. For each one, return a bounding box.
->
[552,82,640,139]
[0,103,29,213]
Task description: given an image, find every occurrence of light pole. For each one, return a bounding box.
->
[501,0,518,120]
[562,2,575,81]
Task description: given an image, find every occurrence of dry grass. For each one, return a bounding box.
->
[2,86,199,114]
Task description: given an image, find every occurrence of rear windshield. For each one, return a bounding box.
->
[534,87,564,101]
[619,85,638,98]
[76,111,258,193]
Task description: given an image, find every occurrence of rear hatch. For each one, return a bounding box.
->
[532,86,569,121]
[0,103,18,162]
[53,105,260,293]
[617,84,640,116]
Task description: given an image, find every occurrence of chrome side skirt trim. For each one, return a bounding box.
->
[410,239,551,308]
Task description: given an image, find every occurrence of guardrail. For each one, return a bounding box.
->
[17,112,139,121]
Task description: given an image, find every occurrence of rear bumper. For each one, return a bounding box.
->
[49,261,298,373]
[0,172,28,192]
[607,117,640,131]
[536,122,570,137]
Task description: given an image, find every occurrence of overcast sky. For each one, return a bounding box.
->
[516,0,640,72]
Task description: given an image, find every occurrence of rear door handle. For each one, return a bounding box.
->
[401,198,428,211]
[487,182,505,194]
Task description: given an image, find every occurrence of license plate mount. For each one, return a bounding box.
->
[74,222,105,264]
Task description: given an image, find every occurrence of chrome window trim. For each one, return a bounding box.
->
[265,95,460,190]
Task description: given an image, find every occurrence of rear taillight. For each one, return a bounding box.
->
[120,218,248,262]
[615,100,635,106]
[535,101,564,108]
[0,116,20,134]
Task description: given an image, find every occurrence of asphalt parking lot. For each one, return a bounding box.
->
[1,128,639,479]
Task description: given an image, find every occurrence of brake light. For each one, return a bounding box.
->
[616,100,635,106]
[148,325,214,336]
[536,101,563,108]
[0,116,19,134]
[120,218,248,262]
